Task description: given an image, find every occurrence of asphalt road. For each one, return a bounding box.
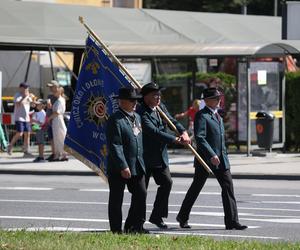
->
[0,173,300,242]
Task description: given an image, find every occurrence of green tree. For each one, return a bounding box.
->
[143,0,283,16]
[143,0,205,11]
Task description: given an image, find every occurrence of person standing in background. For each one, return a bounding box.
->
[7,82,33,156]
[31,99,47,163]
[47,86,68,161]
[45,80,59,161]
[175,99,201,142]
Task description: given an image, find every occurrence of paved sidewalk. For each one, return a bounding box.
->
[169,150,300,180]
[1,149,300,179]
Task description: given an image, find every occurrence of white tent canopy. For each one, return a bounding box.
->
[0,0,299,56]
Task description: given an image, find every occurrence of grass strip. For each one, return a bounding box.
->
[0,230,299,250]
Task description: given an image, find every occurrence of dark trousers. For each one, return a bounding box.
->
[177,165,239,227]
[108,174,147,233]
[146,167,173,219]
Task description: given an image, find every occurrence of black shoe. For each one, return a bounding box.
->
[149,217,168,229]
[46,154,55,161]
[49,158,61,162]
[226,223,248,230]
[176,216,191,229]
[33,157,46,163]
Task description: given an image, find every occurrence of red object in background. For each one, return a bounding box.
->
[285,55,298,72]
[2,113,12,125]
[256,124,264,134]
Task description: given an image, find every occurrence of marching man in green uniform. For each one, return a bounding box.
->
[177,87,247,230]
[138,82,190,229]
[106,87,148,234]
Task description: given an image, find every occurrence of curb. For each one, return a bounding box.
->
[1,169,300,180]
[0,170,96,176]
[171,172,300,180]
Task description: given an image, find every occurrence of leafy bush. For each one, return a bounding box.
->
[156,72,237,112]
[196,72,236,112]
[285,71,300,151]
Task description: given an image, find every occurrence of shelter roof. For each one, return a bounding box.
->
[0,0,299,56]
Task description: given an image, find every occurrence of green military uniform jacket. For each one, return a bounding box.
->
[138,102,186,169]
[106,109,146,176]
[194,106,230,171]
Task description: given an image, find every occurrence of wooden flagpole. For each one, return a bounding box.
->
[79,16,213,175]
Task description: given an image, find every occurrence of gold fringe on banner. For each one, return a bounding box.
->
[64,145,108,183]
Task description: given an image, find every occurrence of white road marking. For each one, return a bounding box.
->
[167,210,300,219]
[0,199,107,205]
[0,187,53,191]
[171,191,219,195]
[0,215,108,223]
[166,211,228,217]
[1,187,298,200]
[3,209,295,227]
[169,204,300,212]
[1,199,300,215]
[79,189,109,192]
[252,194,300,198]
[0,215,237,228]
[6,227,107,232]
[241,218,300,223]
[78,189,219,195]
[261,201,300,205]
[157,231,281,240]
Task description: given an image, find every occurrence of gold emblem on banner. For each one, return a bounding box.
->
[86,61,100,75]
[86,95,108,127]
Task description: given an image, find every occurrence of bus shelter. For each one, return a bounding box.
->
[237,43,299,155]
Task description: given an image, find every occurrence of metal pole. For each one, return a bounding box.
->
[242,4,247,15]
[274,0,278,16]
[48,47,56,80]
[191,59,196,101]
[282,56,286,150]
[24,51,32,82]
[50,47,78,81]
[247,58,251,156]
[282,2,287,39]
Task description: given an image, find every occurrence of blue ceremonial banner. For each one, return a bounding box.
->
[64,36,132,180]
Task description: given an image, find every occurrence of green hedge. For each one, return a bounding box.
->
[286,72,300,151]
[156,72,236,112]
[156,72,235,85]
[196,72,236,112]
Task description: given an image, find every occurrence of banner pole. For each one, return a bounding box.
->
[79,16,140,89]
[79,16,213,175]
